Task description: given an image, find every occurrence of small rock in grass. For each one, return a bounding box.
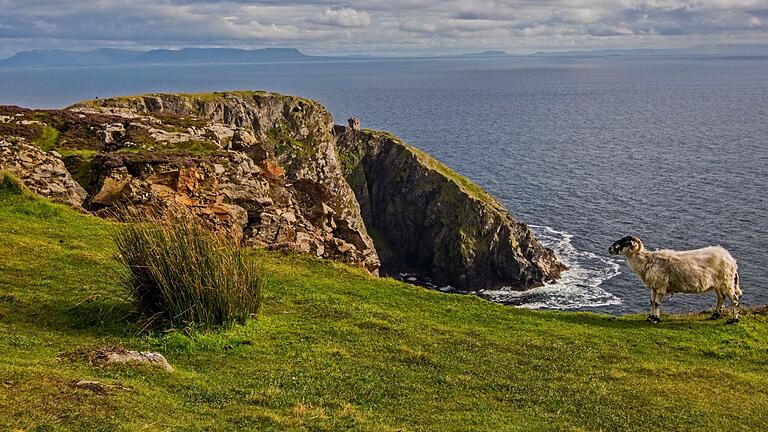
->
[94,347,174,372]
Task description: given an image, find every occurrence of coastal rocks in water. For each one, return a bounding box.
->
[335,126,566,291]
[0,139,87,209]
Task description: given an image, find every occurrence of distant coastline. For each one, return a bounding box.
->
[3,43,768,68]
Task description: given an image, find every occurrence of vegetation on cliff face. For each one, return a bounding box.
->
[354,130,499,208]
[32,124,60,151]
[2,180,767,431]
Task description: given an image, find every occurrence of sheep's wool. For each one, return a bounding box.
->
[627,246,738,295]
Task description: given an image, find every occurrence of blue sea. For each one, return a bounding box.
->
[1,56,766,314]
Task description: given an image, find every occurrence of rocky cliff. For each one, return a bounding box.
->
[0,91,564,291]
[1,92,379,272]
[335,124,565,290]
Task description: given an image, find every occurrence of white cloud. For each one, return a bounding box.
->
[310,8,372,27]
[0,0,767,57]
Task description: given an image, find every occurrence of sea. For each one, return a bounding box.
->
[1,56,766,314]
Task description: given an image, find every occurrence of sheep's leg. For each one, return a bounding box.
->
[647,290,661,324]
[710,292,724,320]
[726,291,740,325]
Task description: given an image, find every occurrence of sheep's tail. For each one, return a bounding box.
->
[734,272,742,297]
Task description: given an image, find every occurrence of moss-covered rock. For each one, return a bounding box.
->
[0,139,87,209]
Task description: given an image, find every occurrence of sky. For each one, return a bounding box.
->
[0,0,767,57]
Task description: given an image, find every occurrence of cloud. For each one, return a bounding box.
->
[0,0,767,57]
[310,8,371,27]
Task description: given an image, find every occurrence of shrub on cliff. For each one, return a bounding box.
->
[114,214,262,329]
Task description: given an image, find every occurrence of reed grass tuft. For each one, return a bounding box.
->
[114,212,262,329]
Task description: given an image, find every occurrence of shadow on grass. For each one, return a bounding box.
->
[540,310,723,331]
[1,296,140,340]
[63,297,140,336]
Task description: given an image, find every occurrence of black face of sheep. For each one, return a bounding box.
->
[608,236,643,256]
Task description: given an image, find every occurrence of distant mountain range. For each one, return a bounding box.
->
[2,44,768,67]
[0,48,316,67]
[531,44,768,58]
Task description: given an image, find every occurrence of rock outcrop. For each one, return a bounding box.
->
[0,139,87,209]
[0,91,565,291]
[67,92,379,272]
[335,126,565,290]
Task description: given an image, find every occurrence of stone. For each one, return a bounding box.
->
[0,140,87,209]
[91,175,131,206]
[68,92,380,272]
[282,212,297,223]
[0,91,563,290]
[99,122,126,146]
[94,347,174,372]
[231,129,258,147]
[264,159,285,179]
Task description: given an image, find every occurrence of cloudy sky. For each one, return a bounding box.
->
[1,0,767,57]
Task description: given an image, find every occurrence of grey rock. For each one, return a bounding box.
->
[94,347,174,372]
[0,139,87,209]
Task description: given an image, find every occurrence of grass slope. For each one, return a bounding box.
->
[1,185,767,431]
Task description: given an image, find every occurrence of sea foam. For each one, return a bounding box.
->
[479,225,622,309]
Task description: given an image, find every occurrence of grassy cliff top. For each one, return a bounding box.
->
[361,129,503,209]
[72,90,311,109]
[1,177,768,431]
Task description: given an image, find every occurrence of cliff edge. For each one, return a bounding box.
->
[335,124,565,290]
[0,91,564,291]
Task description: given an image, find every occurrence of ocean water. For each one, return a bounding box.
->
[1,56,766,314]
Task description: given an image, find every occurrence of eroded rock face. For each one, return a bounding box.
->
[70,92,379,272]
[335,126,566,290]
[87,150,376,268]
[0,139,87,209]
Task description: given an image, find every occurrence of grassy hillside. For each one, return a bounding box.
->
[1,181,767,431]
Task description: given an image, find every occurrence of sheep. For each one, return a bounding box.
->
[608,236,741,324]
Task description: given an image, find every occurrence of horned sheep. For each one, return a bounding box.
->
[608,236,741,324]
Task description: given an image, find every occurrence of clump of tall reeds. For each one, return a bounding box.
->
[114,211,262,329]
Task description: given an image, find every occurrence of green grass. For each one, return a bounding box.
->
[32,124,60,151]
[1,179,768,431]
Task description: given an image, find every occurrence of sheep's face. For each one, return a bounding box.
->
[609,236,643,256]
